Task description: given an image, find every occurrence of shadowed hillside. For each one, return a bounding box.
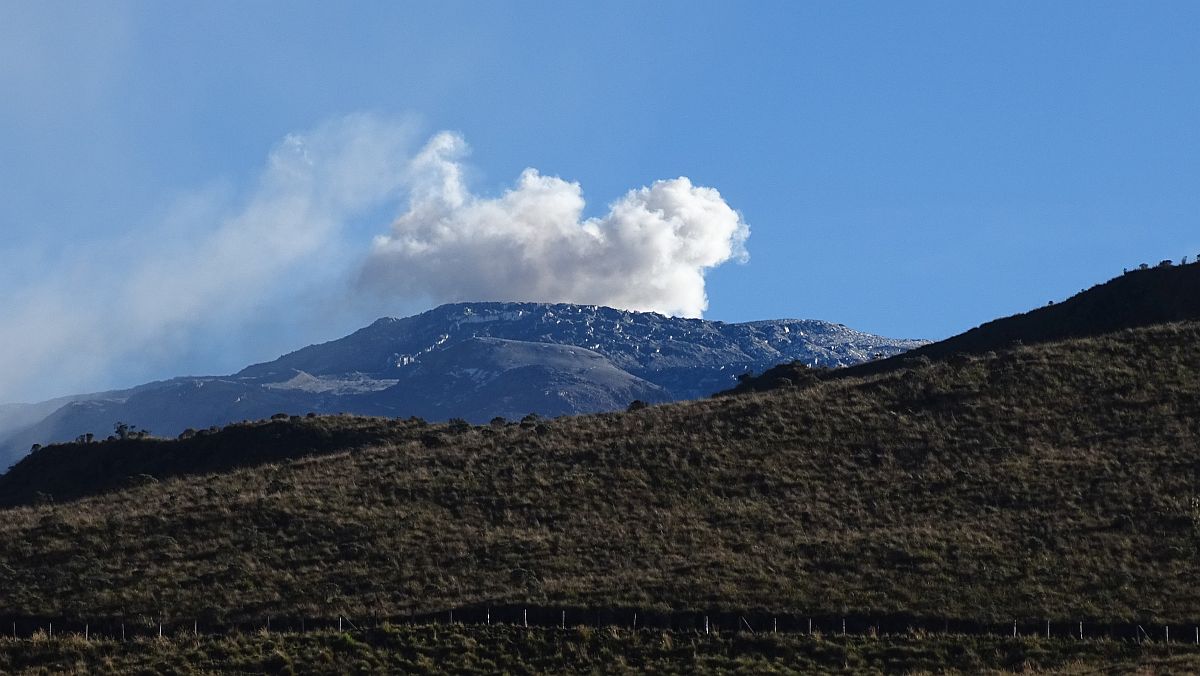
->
[725,261,1200,395]
[0,321,1197,630]
[909,261,1200,356]
[0,416,418,508]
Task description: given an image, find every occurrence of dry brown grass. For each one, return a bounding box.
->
[0,323,1197,631]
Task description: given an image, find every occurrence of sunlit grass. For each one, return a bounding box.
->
[0,322,1198,657]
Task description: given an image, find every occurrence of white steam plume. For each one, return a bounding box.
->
[362,132,749,317]
[0,114,415,404]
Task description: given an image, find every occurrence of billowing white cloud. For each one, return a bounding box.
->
[362,132,749,317]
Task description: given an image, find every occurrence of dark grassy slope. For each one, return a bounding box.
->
[727,261,1200,395]
[0,322,1198,627]
[905,262,1200,356]
[0,417,414,508]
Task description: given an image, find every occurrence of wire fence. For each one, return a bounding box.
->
[2,606,1197,645]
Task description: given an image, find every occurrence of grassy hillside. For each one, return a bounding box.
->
[0,321,1198,630]
[727,261,1200,395]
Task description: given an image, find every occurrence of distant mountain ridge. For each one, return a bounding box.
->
[0,302,925,470]
[238,302,918,387]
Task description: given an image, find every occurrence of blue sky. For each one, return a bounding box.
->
[1,1,1197,401]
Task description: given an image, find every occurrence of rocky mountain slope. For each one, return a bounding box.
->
[0,303,924,470]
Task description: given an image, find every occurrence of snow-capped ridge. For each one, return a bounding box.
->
[1,301,926,468]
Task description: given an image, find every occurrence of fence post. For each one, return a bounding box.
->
[705,616,710,635]
[1078,621,1082,640]
[338,617,342,632]
[561,611,565,629]
[49,622,52,639]
[774,618,777,634]
[808,618,812,635]
[487,608,491,626]
[158,623,162,639]
[1166,626,1170,643]
[194,621,198,636]
[1012,621,1016,638]
[121,623,125,642]
[85,624,89,641]
[524,609,528,628]
[842,618,846,636]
